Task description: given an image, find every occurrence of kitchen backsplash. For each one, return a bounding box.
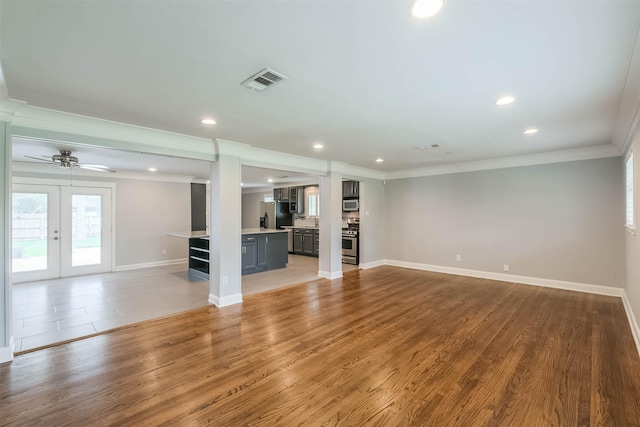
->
[294,216,318,227]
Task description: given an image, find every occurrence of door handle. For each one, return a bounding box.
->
[53,236,59,240]
[266,237,268,244]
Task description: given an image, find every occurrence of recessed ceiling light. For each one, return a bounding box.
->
[148,167,157,172]
[376,158,384,163]
[201,118,216,125]
[240,182,244,186]
[410,0,444,18]
[268,178,274,183]
[313,143,324,149]
[524,128,539,135]
[495,96,515,106]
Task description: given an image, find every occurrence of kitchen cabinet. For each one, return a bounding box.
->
[242,231,288,275]
[242,235,258,274]
[273,188,282,201]
[289,186,305,214]
[293,228,318,257]
[343,181,359,198]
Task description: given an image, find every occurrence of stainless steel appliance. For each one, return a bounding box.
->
[259,201,293,229]
[342,229,358,264]
[343,199,359,211]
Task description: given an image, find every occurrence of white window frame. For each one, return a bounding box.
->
[626,150,635,234]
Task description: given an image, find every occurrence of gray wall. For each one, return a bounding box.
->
[241,191,269,229]
[115,179,190,266]
[625,124,640,328]
[359,178,386,265]
[384,157,625,287]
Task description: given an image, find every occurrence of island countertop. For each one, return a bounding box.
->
[241,228,290,235]
[166,231,209,239]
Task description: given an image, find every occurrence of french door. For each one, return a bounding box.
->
[12,184,113,283]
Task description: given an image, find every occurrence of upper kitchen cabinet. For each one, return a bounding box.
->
[274,186,305,214]
[289,186,304,214]
[343,181,359,199]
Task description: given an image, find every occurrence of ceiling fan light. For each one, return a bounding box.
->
[411,0,444,18]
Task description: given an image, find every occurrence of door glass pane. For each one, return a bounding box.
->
[12,193,48,273]
[72,195,102,267]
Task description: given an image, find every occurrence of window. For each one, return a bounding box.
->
[264,195,274,203]
[308,194,320,217]
[626,151,634,230]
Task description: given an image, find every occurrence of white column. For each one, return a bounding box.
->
[318,166,344,279]
[208,154,243,307]
[0,121,14,363]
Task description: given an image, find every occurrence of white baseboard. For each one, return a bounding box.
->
[209,293,243,307]
[383,259,624,297]
[318,270,343,280]
[622,290,640,357]
[0,337,15,364]
[359,259,385,270]
[114,258,187,272]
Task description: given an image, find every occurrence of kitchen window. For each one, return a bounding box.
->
[626,151,634,233]
[308,194,320,217]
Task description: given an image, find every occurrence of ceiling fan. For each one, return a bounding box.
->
[24,149,117,173]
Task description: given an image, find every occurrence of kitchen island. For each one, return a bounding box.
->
[241,228,289,275]
[167,229,289,279]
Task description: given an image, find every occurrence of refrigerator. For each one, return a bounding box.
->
[259,202,293,229]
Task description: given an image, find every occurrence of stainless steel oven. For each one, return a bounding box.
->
[342,230,358,264]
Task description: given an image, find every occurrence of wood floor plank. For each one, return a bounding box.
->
[1,266,640,426]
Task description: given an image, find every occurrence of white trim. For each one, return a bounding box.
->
[0,337,15,364]
[384,145,621,180]
[318,270,343,280]
[383,259,624,297]
[114,258,187,272]
[12,162,203,184]
[359,259,385,270]
[3,102,216,161]
[343,165,385,181]
[208,293,243,307]
[12,176,116,189]
[622,290,640,357]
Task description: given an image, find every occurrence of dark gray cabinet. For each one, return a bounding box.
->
[274,186,305,214]
[242,232,288,275]
[242,235,258,274]
[343,181,359,198]
[293,228,318,257]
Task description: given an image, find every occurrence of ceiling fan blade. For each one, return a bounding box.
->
[77,164,117,172]
[24,155,54,163]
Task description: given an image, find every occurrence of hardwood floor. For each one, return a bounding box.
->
[2,266,639,426]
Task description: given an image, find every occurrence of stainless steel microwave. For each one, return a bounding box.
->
[343,199,359,211]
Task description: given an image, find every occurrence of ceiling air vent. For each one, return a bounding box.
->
[415,144,442,150]
[241,68,288,92]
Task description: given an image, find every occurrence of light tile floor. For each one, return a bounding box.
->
[13,256,360,352]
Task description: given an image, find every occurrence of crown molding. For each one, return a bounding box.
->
[343,164,385,181]
[384,144,621,180]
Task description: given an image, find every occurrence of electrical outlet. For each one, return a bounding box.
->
[162,249,167,255]
[504,264,509,272]
[223,276,228,286]
[456,254,461,261]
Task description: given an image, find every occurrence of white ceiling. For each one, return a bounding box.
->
[1,1,639,171]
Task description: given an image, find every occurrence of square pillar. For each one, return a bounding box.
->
[318,171,343,279]
[208,155,243,307]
